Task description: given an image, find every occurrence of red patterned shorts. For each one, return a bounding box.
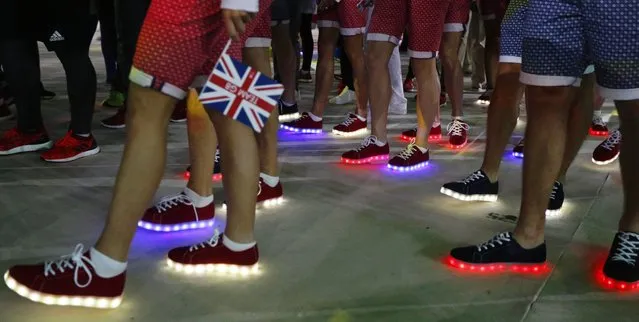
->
[367,0,451,59]
[444,0,471,32]
[246,1,273,48]
[130,0,270,99]
[316,0,367,36]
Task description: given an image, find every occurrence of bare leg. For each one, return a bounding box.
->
[244,47,279,177]
[185,90,216,196]
[309,27,340,116]
[439,31,464,118]
[95,84,176,261]
[483,20,500,91]
[343,34,368,117]
[616,101,639,233]
[556,73,596,183]
[513,86,575,248]
[413,57,440,148]
[208,110,260,243]
[479,63,524,182]
[367,41,396,142]
[271,23,297,104]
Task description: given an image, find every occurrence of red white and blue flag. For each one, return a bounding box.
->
[199,45,283,133]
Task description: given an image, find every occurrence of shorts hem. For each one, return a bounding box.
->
[520,72,578,87]
[317,20,339,28]
[408,50,437,59]
[245,37,272,48]
[443,23,464,33]
[129,67,187,100]
[367,33,399,46]
[341,27,366,36]
[499,55,522,64]
[598,86,639,101]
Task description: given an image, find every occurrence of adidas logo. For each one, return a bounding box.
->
[49,31,65,42]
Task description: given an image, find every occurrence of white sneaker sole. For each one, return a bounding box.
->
[42,146,101,163]
[0,141,53,156]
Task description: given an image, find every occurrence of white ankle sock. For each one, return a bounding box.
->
[90,248,127,278]
[75,133,90,137]
[183,187,214,208]
[260,173,279,187]
[417,146,428,153]
[374,138,386,146]
[222,236,256,252]
[452,116,463,121]
[282,100,296,107]
[354,114,366,121]
[308,112,322,121]
[432,121,441,128]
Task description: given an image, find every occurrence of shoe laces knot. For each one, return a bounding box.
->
[397,139,419,160]
[355,135,378,152]
[447,120,469,137]
[602,130,621,150]
[340,114,357,126]
[611,232,639,266]
[155,194,192,213]
[477,233,512,252]
[44,244,94,288]
[189,229,222,251]
[461,171,485,184]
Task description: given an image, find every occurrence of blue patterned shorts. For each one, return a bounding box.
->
[520,0,639,100]
[498,0,527,64]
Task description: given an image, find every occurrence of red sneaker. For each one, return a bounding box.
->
[101,107,126,129]
[341,135,390,164]
[400,125,442,141]
[447,119,469,148]
[440,92,447,106]
[41,132,100,162]
[592,129,621,165]
[332,113,368,136]
[280,112,323,133]
[170,100,187,123]
[0,128,52,155]
[336,81,346,93]
[138,193,215,232]
[167,231,260,276]
[403,78,416,93]
[589,116,609,137]
[257,178,284,207]
[4,245,125,308]
[387,139,430,171]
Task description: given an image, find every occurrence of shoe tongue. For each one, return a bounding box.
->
[621,231,639,241]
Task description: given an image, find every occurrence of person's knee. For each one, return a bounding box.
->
[126,84,175,128]
[366,45,391,71]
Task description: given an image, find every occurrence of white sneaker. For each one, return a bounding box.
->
[330,87,356,105]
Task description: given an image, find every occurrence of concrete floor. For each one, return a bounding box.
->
[0,42,634,322]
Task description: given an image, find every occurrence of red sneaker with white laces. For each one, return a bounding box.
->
[400,125,442,141]
[341,135,390,164]
[101,107,126,129]
[403,78,416,93]
[592,129,621,165]
[4,245,125,308]
[280,112,323,134]
[589,116,609,137]
[447,119,469,148]
[138,193,215,232]
[387,139,430,171]
[41,132,100,162]
[167,231,260,276]
[257,178,284,207]
[332,113,368,136]
[0,128,52,155]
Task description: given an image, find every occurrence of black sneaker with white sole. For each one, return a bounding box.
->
[512,138,524,158]
[278,100,299,122]
[546,181,564,216]
[440,170,499,202]
[603,231,639,284]
[448,232,547,272]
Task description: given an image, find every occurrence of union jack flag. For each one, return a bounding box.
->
[199,51,283,133]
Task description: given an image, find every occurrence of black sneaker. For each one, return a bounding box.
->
[476,92,491,105]
[546,181,564,216]
[448,232,547,273]
[512,138,524,158]
[185,148,222,181]
[278,100,299,122]
[602,232,639,287]
[440,170,499,202]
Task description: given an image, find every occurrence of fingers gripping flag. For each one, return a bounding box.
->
[199,41,284,133]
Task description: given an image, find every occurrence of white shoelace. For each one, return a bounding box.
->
[461,171,485,184]
[549,183,559,200]
[516,138,525,147]
[611,232,639,265]
[355,135,378,152]
[189,229,222,252]
[43,244,94,288]
[477,233,512,252]
[339,114,358,126]
[601,130,621,151]
[396,139,420,160]
[214,149,220,163]
[447,120,469,137]
[154,194,193,213]
[592,116,606,127]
